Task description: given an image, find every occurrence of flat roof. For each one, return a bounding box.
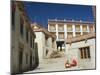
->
[48,19,95,25]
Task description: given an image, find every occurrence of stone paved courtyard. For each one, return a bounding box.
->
[24,52,80,74]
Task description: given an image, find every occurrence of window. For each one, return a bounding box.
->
[75,25,80,31]
[33,56,34,62]
[67,25,72,31]
[49,25,56,31]
[79,46,90,59]
[26,53,28,64]
[12,2,15,30]
[67,32,73,38]
[46,49,48,56]
[58,33,64,39]
[19,47,23,67]
[32,39,34,49]
[58,25,64,31]
[20,17,24,36]
[83,25,87,31]
[45,37,48,47]
[89,26,93,32]
[26,28,28,43]
[30,34,32,48]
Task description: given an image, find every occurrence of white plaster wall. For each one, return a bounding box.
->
[66,38,96,69]
[35,32,45,63]
[35,32,57,61]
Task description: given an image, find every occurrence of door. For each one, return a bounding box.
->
[19,48,23,73]
[30,52,32,69]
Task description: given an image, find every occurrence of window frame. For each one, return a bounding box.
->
[26,28,29,43]
[20,17,24,37]
[79,46,91,59]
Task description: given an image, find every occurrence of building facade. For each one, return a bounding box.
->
[66,32,96,69]
[11,1,39,74]
[48,19,95,51]
[31,23,57,64]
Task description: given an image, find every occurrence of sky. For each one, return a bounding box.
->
[23,1,94,28]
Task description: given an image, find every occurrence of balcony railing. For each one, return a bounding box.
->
[49,28,56,32]
[75,27,80,31]
[67,28,73,31]
[83,29,87,32]
[58,37,64,39]
[83,32,88,35]
[58,27,64,31]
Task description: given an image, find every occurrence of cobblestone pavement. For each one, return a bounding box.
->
[24,52,80,73]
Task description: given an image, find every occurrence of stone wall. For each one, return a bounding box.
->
[11,1,39,74]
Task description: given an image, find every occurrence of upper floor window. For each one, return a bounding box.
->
[12,2,16,30]
[82,25,87,31]
[30,34,32,48]
[58,33,64,39]
[49,25,56,31]
[32,39,34,49]
[75,25,80,31]
[26,53,28,64]
[67,24,72,31]
[20,17,24,36]
[58,24,64,31]
[26,28,28,43]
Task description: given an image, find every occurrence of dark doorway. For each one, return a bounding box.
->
[30,52,32,70]
[56,41,64,51]
[46,49,48,56]
[19,48,23,73]
[34,43,39,68]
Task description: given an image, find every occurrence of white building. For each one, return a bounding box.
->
[31,23,57,64]
[66,32,96,69]
[11,1,39,74]
[48,19,95,51]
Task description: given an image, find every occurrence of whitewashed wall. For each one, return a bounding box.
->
[66,38,96,69]
[35,32,57,64]
[35,32,45,62]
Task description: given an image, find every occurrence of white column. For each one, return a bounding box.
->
[72,24,75,37]
[56,24,58,40]
[93,25,95,32]
[80,25,83,35]
[64,24,67,38]
[64,24,67,51]
[87,25,89,33]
